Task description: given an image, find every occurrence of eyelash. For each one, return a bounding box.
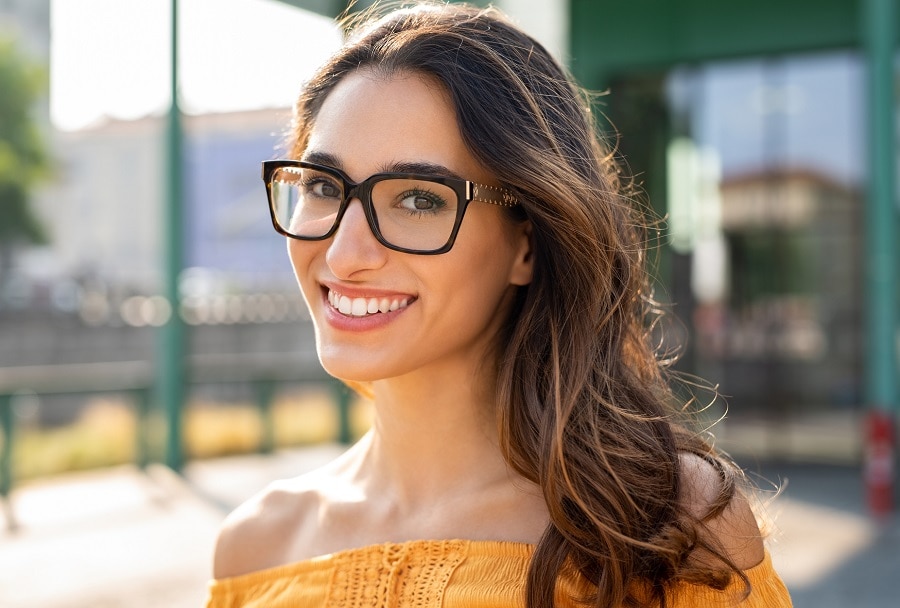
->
[300,176,342,198]
[397,188,449,215]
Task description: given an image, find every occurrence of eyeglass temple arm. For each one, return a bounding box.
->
[470,183,519,207]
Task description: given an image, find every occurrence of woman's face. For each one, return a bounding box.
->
[288,69,533,383]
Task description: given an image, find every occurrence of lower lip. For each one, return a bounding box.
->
[321,294,411,331]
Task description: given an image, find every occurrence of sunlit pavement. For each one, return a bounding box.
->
[0,447,897,608]
[0,445,346,608]
[758,462,900,607]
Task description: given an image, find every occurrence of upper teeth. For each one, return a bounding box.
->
[328,290,410,317]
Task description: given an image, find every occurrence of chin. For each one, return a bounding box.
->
[316,348,394,384]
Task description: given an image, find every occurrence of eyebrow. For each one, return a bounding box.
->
[387,161,465,181]
[300,150,466,182]
[300,150,342,168]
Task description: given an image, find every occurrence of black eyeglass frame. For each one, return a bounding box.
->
[262,159,519,255]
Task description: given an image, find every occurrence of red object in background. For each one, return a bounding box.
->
[865,410,895,518]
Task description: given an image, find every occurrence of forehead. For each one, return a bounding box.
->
[304,69,491,183]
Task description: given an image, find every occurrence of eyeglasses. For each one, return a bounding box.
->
[262,159,519,255]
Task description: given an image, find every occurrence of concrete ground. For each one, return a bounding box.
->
[0,445,897,607]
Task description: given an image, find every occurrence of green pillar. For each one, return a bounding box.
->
[0,394,12,499]
[134,388,152,469]
[159,0,186,472]
[256,381,276,454]
[331,380,353,445]
[863,0,898,414]
[0,394,14,531]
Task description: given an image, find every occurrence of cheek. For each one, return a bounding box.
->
[439,231,519,311]
[458,215,522,276]
[286,239,302,277]
[286,240,319,301]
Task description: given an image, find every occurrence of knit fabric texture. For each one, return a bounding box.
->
[205,539,792,607]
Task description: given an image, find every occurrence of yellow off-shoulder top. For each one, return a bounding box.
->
[205,539,792,607]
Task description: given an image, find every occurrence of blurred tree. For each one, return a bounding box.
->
[0,35,50,298]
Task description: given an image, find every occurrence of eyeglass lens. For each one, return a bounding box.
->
[271,166,460,251]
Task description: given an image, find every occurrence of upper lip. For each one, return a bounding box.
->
[319,281,415,300]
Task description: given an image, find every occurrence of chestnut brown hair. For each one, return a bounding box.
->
[289,3,748,606]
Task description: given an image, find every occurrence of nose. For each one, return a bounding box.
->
[325,198,388,278]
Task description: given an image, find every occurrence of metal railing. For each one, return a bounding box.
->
[0,354,349,531]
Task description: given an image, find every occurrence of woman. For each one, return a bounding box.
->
[207,3,792,607]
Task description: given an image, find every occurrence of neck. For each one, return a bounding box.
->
[352,362,512,511]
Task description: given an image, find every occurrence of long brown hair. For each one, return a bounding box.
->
[288,3,747,606]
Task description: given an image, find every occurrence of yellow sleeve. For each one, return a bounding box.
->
[666,551,792,608]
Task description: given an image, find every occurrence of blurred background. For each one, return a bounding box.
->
[0,0,897,607]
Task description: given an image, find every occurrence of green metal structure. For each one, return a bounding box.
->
[570,0,860,83]
[567,0,897,418]
[862,0,898,415]
[161,0,186,471]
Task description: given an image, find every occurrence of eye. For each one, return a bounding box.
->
[302,175,342,199]
[398,189,447,213]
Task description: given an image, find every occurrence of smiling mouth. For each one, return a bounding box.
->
[327,289,412,317]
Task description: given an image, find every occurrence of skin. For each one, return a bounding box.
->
[212,70,765,581]
[292,69,533,385]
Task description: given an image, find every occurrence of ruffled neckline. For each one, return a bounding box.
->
[212,537,776,586]
[215,538,532,586]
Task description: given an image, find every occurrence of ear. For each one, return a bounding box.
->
[508,220,534,286]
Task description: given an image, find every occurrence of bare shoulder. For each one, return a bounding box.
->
[677,452,766,571]
[212,471,323,579]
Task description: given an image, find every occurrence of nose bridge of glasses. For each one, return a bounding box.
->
[343,180,365,205]
[335,179,380,236]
